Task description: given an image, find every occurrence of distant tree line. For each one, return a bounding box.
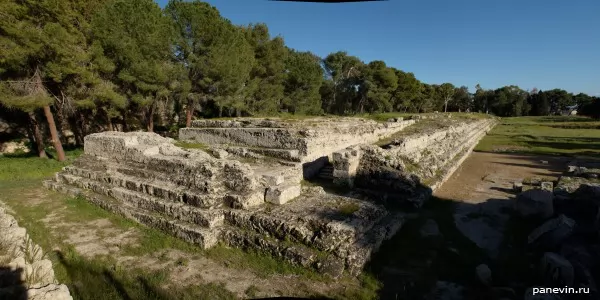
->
[1,0,599,160]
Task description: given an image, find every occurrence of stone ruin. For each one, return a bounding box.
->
[44,115,496,277]
[0,204,72,300]
[515,160,600,299]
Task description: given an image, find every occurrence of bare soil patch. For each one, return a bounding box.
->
[435,151,569,203]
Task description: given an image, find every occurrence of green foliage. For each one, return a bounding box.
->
[2,0,600,148]
[283,50,324,114]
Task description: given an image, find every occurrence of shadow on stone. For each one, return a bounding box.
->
[0,267,27,300]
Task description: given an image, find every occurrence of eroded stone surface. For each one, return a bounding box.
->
[0,204,73,300]
[45,116,496,278]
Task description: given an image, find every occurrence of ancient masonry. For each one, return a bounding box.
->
[45,115,496,277]
[0,203,73,300]
[514,160,600,298]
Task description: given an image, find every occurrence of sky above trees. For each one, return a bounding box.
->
[154,0,600,96]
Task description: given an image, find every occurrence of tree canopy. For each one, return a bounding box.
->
[2,0,600,160]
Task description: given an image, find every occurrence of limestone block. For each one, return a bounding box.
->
[540,252,574,287]
[265,184,301,205]
[226,193,264,209]
[513,181,523,192]
[262,174,284,186]
[30,259,56,285]
[475,264,492,286]
[528,215,575,250]
[28,284,73,300]
[541,182,554,192]
[516,189,554,219]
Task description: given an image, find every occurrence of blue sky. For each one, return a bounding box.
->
[156,0,599,95]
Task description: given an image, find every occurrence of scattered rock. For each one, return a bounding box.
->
[419,219,443,247]
[265,184,301,205]
[559,242,594,267]
[540,160,549,165]
[540,182,553,192]
[513,181,523,193]
[539,252,574,287]
[529,177,542,186]
[475,264,492,286]
[528,215,575,251]
[208,148,229,159]
[516,189,554,219]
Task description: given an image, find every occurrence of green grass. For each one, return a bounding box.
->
[475,116,600,156]
[0,148,82,182]
[173,141,209,150]
[338,203,360,216]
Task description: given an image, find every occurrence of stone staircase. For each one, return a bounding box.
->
[43,132,407,277]
[317,163,334,181]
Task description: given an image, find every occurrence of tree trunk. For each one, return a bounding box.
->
[68,116,84,147]
[147,104,155,132]
[43,105,65,161]
[107,115,113,131]
[185,99,193,128]
[29,112,47,158]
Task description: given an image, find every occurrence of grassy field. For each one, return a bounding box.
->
[0,151,377,300]
[475,116,600,156]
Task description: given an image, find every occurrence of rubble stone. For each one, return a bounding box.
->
[528,215,575,251]
[516,189,554,219]
[539,252,574,287]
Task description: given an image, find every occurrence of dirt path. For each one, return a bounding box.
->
[433,152,570,258]
[435,152,568,203]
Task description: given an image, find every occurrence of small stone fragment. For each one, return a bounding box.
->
[475,264,492,286]
[265,184,301,205]
[540,181,553,192]
[516,189,554,219]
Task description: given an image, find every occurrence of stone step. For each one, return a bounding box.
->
[341,211,406,275]
[61,166,224,209]
[221,226,345,277]
[44,180,346,277]
[45,180,220,249]
[55,173,225,228]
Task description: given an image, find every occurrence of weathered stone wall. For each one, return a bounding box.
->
[44,131,407,277]
[332,118,497,207]
[180,117,415,164]
[44,116,496,279]
[0,203,73,300]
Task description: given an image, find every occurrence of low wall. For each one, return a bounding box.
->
[180,118,415,164]
[0,203,73,300]
[332,118,497,207]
